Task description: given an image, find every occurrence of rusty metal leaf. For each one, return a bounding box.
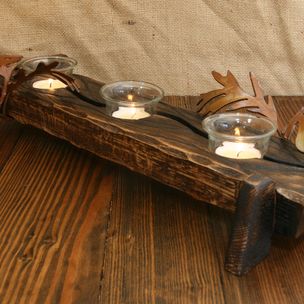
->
[282,107,304,153]
[0,55,23,107]
[9,61,79,93]
[196,71,278,126]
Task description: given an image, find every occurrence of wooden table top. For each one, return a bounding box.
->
[0,96,304,304]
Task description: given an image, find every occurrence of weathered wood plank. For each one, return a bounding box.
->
[0,126,113,303]
[3,75,304,274]
[206,204,304,304]
[169,95,304,238]
[0,117,23,171]
[6,80,245,211]
[100,168,227,304]
[100,166,304,303]
[5,78,304,215]
[1,96,304,302]
[99,92,304,298]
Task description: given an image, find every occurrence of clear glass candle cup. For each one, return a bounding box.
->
[20,55,77,75]
[202,113,277,159]
[100,81,164,120]
[19,55,77,90]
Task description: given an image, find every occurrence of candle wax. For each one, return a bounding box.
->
[215,141,261,159]
[33,79,67,90]
[112,106,150,120]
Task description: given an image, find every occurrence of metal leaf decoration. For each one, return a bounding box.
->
[9,61,80,94]
[282,107,304,152]
[0,55,23,107]
[196,71,278,126]
[0,55,22,67]
[0,58,80,114]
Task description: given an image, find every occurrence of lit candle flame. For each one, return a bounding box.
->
[234,127,240,136]
[127,94,134,102]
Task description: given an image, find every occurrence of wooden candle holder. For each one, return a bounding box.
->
[2,74,304,276]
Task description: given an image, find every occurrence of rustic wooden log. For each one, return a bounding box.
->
[4,76,304,214]
[3,74,304,274]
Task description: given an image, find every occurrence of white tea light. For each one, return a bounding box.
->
[21,55,76,90]
[215,141,261,159]
[112,106,150,120]
[202,113,276,160]
[101,81,164,120]
[33,79,67,90]
[111,94,150,119]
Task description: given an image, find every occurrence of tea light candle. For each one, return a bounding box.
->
[215,141,261,159]
[202,113,276,160]
[112,106,150,119]
[101,81,164,120]
[214,127,261,159]
[111,94,150,119]
[33,78,67,90]
[20,55,77,91]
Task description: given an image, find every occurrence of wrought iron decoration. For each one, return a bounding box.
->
[197,70,303,153]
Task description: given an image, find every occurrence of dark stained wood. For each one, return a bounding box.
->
[100,168,227,304]
[3,77,304,274]
[5,79,244,211]
[1,96,304,302]
[100,166,304,304]
[0,117,23,171]
[225,175,275,275]
[4,77,304,217]
[171,95,304,240]
[275,190,304,237]
[0,126,114,303]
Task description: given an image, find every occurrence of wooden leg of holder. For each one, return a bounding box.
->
[225,175,276,276]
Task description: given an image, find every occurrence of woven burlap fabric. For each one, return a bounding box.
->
[1,1,304,95]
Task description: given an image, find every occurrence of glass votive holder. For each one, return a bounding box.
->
[202,113,277,159]
[19,55,77,90]
[100,80,164,120]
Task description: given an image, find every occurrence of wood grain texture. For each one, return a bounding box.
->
[5,78,304,218]
[0,117,23,171]
[98,96,304,301]
[100,168,227,304]
[1,96,304,302]
[100,167,304,304]
[5,79,244,211]
[3,76,304,276]
[0,126,113,303]
[225,175,275,275]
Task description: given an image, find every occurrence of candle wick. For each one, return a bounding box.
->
[48,79,53,89]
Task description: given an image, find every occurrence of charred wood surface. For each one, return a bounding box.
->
[4,76,304,238]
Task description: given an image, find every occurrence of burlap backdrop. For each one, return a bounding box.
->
[1,1,304,96]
